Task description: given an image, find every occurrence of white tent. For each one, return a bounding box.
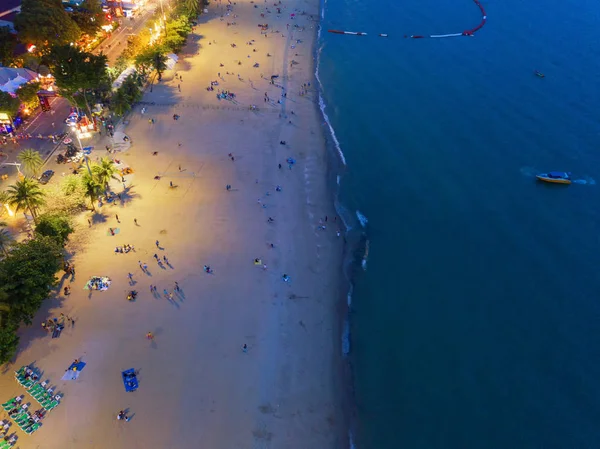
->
[111,66,137,91]
[165,54,178,70]
[0,67,39,94]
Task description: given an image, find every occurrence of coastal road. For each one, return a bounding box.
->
[94,3,157,66]
[0,2,158,183]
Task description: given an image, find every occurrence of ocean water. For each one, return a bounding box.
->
[316,0,600,448]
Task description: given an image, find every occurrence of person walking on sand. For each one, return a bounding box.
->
[242,344,248,353]
[174,281,180,292]
[117,410,130,422]
[116,214,120,223]
[134,218,138,225]
[146,332,154,340]
[139,261,145,272]
[155,240,160,248]
[128,272,133,282]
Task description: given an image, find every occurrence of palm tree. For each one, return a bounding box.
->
[17,149,44,178]
[183,0,200,16]
[5,178,46,223]
[0,228,13,257]
[151,50,168,81]
[91,157,118,192]
[109,88,132,117]
[81,171,102,211]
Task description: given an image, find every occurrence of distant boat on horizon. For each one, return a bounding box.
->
[536,172,571,184]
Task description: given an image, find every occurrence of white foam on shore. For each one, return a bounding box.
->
[349,430,356,449]
[356,210,368,228]
[315,41,347,167]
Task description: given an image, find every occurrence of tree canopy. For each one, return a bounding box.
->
[110,74,143,116]
[14,0,81,48]
[135,47,168,80]
[35,212,73,245]
[0,91,21,118]
[48,44,108,114]
[0,235,63,327]
[71,0,107,37]
[17,149,44,177]
[0,26,16,67]
[48,44,108,95]
[5,178,46,221]
[16,81,41,111]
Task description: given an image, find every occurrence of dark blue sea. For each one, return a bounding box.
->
[317,1,600,448]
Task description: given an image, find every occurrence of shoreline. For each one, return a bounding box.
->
[312,1,368,446]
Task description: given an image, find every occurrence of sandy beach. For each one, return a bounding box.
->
[0,0,346,447]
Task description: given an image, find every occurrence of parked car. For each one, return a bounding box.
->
[39,170,54,185]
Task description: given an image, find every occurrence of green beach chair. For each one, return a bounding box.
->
[24,422,40,434]
[43,400,59,411]
[1,398,17,410]
[0,440,10,449]
[29,383,43,394]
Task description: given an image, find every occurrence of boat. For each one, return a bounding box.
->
[536,172,571,184]
[535,70,545,78]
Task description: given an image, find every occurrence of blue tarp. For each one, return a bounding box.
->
[122,369,138,392]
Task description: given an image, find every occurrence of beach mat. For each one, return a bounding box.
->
[61,361,86,381]
[106,228,121,236]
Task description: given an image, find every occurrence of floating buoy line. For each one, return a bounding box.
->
[328,0,487,39]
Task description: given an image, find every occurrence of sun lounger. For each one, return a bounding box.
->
[43,400,59,411]
[24,422,41,434]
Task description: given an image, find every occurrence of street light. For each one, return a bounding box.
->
[1,162,24,178]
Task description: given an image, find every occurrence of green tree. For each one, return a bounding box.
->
[0,235,63,327]
[135,47,168,80]
[5,178,46,222]
[48,44,108,116]
[0,321,19,364]
[16,81,41,111]
[35,212,73,245]
[17,149,44,177]
[0,26,16,67]
[109,87,131,117]
[14,0,81,48]
[182,0,200,18]
[81,171,101,210]
[0,229,13,257]
[71,0,107,36]
[0,91,21,118]
[162,17,192,53]
[91,157,118,191]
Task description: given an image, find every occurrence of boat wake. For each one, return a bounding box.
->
[572,177,596,185]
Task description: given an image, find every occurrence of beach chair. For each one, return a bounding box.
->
[25,422,41,434]
[0,440,11,449]
[14,366,26,377]
[43,400,59,411]
[1,398,18,411]
[28,384,43,396]
[18,377,35,389]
